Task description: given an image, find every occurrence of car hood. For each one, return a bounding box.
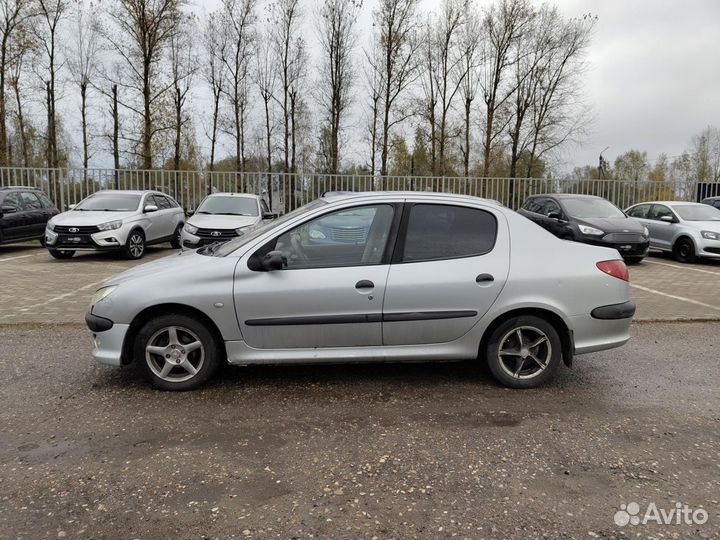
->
[684,220,720,232]
[50,210,135,226]
[105,249,209,286]
[576,216,645,233]
[187,213,258,229]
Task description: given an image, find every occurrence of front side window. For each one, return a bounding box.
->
[648,204,673,221]
[401,204,497,262]
[152,195,172,209]
[20,192,43,210]
[75,193,141,212]
[541,199,563,217]
[269,205,395,269]
[37,193,54,208]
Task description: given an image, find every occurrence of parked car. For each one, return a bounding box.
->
[700,196,720,210]
[625,201,720,262]
[181,193,274,249]
[518,194,650,263]
[45,190,184,260]
[0,186,58,246]
[86,192,635,391]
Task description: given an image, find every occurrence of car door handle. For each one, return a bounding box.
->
[355,280,374,289]
[475,274,494,283]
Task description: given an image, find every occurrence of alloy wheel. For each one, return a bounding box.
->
[129,233,144,258]
[497,325,552,380]
[145,326,205,383]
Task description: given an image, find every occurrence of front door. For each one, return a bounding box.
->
[234,203,398,349]
[646,204,676,250]
[383,202,510,345]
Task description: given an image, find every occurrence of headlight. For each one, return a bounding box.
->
[578,224,604,236]
[642,226,649,237]
[46,221,55,232]
[98,220,122,231]
[309,229,326,240]
[90,285,117,308]
[184,223,198,234]
[235,226,249,235]
[701,230,720,240]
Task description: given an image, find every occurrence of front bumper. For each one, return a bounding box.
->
[582,237,650,258]
[46,227,130,251]
[181,229,237,249]
[87,314,129,367]
[697,237,720,259]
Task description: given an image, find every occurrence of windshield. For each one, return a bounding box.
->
[196,195,259,216]
[561,198,626,219]
[211,199,328,257]
[673,204,720,221]
[74,193,141,212]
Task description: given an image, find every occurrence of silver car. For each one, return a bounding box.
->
[626,201,720,263]
[181,193,273,249]
[86,192,635,391]
[45,190,185,260]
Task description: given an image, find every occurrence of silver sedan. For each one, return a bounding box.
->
[86,192,635,390]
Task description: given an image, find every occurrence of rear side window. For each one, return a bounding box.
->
[2,192,24,211]
[522,198,541,213]
[20,192,43,210]
[153,195,172,209]
[401,204,497,262]
[36,192,54,208]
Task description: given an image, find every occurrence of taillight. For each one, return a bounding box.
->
[596,260,629,282]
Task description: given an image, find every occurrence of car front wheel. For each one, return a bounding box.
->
[122,230,145,260]
[135,313,221,391]
[170,225,182,249]
[484,315,562,389]
[672,237,696,263]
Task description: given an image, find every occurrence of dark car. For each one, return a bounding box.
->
[518,194,650,263]
[700,196,720,210]
[0,186,58,246]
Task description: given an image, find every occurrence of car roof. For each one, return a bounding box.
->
[0,185,43,191]
[527,193,604,200]
[702,196,720,201]
[321,190,502,205]
[206,192,260,199]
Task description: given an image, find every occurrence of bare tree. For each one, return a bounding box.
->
[369,0,420,178]
[255,39,276,205]
[169,13,196,171]
[270,0,303,173]
[67,0,100,171]
[479,0,533,176]
[220,0,256,172]
[8,43,30,167]
[315,0,362,174]
[203,10,227,172]
[34,0,68,168]
[103,0,183,171]
[457,0,481,177]
[288,37,307,176]
[0,0,34,166]
[364,47,383,179]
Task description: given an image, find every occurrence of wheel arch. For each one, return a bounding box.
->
[673,234,696,251]
[121,303,226,365]
[479,307,574,368]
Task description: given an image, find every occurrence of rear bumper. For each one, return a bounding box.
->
[591,300,636,320]
[570,313,632,355]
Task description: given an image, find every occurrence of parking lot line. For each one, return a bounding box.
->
[631,283,720,312]
[644,259,720,276]
[0,254,37,263]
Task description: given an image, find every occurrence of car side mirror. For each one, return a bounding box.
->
[144,204,159,213]
[548,211,564,221]
[1,205,17,214]
[186,210,194,217]
[659,215,675,223]
[262,250,287,271]
[263,212,278,220]
[68,204,76,210]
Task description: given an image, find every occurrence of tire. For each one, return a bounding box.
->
[170,225,183,249]
[484,315,562,389]
[623,256,645,265]
[122,229,145,260]
[672,237,696,263]
[48,249,75,259]
[135,313,221,391]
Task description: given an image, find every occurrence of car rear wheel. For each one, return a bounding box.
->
[170,225,183,249]
[484,315,562,389]
[672,237,696,263]
[48,249,75,259]
[122,230,145,260]
[135,313,220,391]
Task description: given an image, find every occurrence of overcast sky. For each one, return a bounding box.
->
[187,0,720,173]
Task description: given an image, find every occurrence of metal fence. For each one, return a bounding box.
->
[0,166,709,213]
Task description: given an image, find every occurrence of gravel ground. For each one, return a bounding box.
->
[0,322,718,539]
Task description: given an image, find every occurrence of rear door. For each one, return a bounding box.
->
[382,202,509,346]
[1,192,29,240]
[19,192,46,237]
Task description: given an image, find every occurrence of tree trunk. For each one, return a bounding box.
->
[112,84,120,189]
[142,62,153,173]
[13,79,28,168]
[81,82,89,170]
[463,97,471,178]
[263,97,273,210]
[0,36,8,166]
[173,86,181,172]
